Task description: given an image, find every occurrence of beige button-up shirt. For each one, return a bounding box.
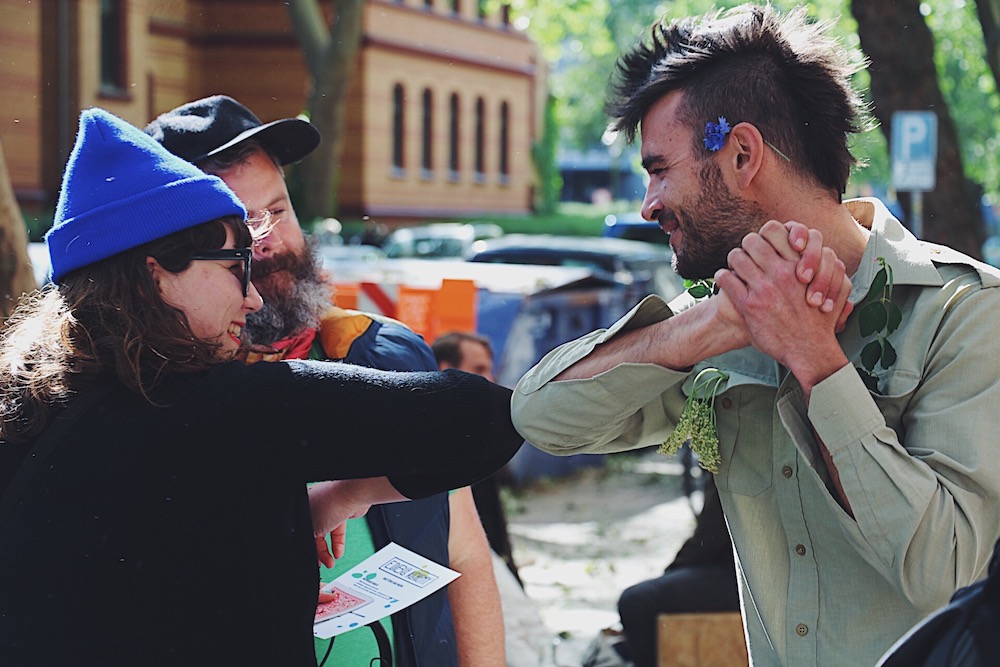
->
[512,199,1000,666]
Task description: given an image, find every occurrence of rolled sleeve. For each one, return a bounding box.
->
[512,295,687,455]
[513,362,684,455]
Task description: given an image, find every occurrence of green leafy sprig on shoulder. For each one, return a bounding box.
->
[683,278,719,300]
[659,368,728,473]
[856,257,901,391]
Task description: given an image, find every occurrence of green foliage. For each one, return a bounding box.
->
[498,0,1000,204]
[856,257,901,391]
[468,201,625,235]
[531,93,563,214]
[335,201,628,240]
[497,0,667,149]
[659,368,728,473]
[921,0,1000,197]
[683,278,716,300]
[503,0,853,153]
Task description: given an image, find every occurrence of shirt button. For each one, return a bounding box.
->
[796,624,809,636]
[782,465,793,478]
[720,397,733,409]
[795,544,807,556]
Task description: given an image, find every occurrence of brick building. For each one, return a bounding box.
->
[0,0,544,230]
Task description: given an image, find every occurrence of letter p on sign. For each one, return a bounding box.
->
[891,111,937,192]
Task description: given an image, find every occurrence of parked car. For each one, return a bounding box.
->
[382,222,503,260]
[467,233,684,302]
[317,243,385,266]
[602,212,668,246]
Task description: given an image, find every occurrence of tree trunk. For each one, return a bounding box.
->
[976,0,1000,86]
[0,138,37,319]
[852,0,985,259]
[287,0,366,223]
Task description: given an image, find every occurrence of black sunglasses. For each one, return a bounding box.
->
[186,247,253,297]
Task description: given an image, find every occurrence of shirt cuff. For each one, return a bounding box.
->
[808,363,886,455]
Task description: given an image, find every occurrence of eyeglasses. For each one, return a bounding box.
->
[187,247,253,297]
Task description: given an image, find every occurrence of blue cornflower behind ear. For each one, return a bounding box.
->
[704,117,731,151]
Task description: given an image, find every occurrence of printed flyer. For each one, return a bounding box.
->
[313,542,460,639]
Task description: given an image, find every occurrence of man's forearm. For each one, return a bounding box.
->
[556,297,748,381]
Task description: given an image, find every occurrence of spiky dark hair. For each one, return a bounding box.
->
[606,4,871,195]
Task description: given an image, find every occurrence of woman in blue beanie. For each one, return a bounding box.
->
[0,109,522,665]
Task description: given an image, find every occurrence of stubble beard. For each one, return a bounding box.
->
[671,160,766,281]
[244,237,333,346]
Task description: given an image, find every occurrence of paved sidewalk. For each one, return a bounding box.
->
[495,551,560,666]
[503,450,700,666]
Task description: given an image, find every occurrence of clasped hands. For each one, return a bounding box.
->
[303,222,852,574]
[713,220,853,395]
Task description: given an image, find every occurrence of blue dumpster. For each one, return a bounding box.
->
[321,257,659,486]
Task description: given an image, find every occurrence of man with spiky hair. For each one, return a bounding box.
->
[511,5,1000,666]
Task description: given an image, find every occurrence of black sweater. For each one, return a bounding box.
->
[0,360,522,665]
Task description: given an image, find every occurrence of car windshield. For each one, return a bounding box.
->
[385,236,468,259]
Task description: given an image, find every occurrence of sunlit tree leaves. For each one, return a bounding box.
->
[497,0,1000,215]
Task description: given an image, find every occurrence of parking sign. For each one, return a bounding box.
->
[891,111,937,192]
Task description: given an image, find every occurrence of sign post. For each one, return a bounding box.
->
[891,111,937,239]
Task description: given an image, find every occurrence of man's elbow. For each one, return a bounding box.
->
[512,412,593,456]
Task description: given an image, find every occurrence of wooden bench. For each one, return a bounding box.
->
[657,612,749,667]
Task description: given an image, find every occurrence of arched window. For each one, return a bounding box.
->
[449,93,461,180]
[474,97,486,181]
[392,83,405,175]
[499,101,510,184]
[100,0,127,96]
[422,88,434,176]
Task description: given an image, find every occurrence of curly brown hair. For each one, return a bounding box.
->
[0,216,252,444]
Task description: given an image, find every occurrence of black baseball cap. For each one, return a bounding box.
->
[144,95,320,166]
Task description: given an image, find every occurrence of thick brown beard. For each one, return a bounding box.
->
[244,238,333,345]
[671,160,765,280]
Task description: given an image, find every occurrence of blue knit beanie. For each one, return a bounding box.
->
[45,108,247,283]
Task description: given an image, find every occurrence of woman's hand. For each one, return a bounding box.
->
[307,477,410,567]
[313,525,348,570]
[318,582,338,603]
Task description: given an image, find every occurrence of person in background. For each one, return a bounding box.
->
[511,5,1000,665]
[616,476,739,667]
[432,330,520,584]
[146,96,504,667]
[434,330,496,381]
[0,108,522,666]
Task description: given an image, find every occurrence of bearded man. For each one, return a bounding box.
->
[147,95,504,667]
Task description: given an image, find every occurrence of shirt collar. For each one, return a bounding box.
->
[846,197,946,303]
